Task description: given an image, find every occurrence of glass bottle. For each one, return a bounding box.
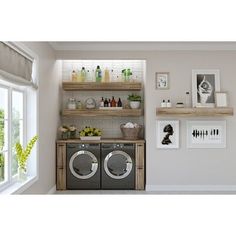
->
[117,98,122,107]
[104,68,110,82]
[71,70,77,81]
[95,65,102,82]
[100,97,104,107]
[80,67,86,82]
[111,96,116,107]
[104,98,108,107]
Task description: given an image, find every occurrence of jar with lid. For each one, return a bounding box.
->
[67,98,77,109]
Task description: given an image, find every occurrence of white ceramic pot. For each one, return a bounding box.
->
[129,101,140,109]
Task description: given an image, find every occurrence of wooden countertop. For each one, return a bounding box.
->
[57,138,145,144]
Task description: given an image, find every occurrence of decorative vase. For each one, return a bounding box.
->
[70,130,76,139]
[17,167,27,182]
[130,101,140,109]
[61,131,69,140]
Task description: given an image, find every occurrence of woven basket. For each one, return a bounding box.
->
[120,124,142,140]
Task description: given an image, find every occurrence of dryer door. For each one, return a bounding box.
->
[104,150,133,179]
[69,150,98,179]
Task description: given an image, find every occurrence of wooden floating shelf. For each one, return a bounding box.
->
[156,107,234,117]
[62,81,142,91]
[62,109,143,117]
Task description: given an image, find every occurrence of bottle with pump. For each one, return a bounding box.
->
[166,99,172,108]
[95,65,102,82]
[161,100,167,107]
[185,92,191,108]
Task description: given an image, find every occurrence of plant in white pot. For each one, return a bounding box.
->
[127,94,142,109]
[15,135,38,181]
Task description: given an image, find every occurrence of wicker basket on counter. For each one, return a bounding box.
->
[120,124,142,140]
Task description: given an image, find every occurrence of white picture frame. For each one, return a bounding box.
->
[156,120,179,149]
[156,72,169,90]
[187,121,226,148]
[192,69,220,108]
[215,92,228,107]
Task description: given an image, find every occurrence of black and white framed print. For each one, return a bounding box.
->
[187,121,226,148]
[192,70,220,108]
[156,120,179,149]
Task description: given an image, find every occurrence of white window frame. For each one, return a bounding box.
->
[0,84,27,191]
[0,42,39,194]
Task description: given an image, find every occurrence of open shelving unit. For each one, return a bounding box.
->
[62,81,142,91]
[62,108,143,117]
[156,107,234,117]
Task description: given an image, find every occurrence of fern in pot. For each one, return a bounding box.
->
[15,135,38,181]
[127,94,142,109]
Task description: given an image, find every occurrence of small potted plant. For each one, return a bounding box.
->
[127,94,142,109]
[68,125,77,139]
[15,135,38,181]
[59,126,70,139]
[79,126,102,140]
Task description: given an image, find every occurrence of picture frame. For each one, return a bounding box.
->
[187,121,226,148]
[156,120,179,149]
[155,72,169,90]
[192,69,220,108]
[215,92,228,107]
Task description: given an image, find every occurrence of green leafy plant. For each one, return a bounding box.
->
[79,126,102,137]
[15,135,38,171]
[127,94,142,102]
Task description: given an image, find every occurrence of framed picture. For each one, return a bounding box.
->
[215,92,228,107]
[156,120,179,149]
[187,121,226,148]
[156,72,169,89]
[192,69,220,108]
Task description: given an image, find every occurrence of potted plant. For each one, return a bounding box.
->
[127,94,142,109]
[15,135,38,181]
[0,154,4,181]
[59,126,70,139]
[79,126,102,140]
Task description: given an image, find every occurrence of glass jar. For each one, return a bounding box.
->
[67,98,76,109]
[77,100,83,109]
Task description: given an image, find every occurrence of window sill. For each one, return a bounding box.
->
[0,175,38,194]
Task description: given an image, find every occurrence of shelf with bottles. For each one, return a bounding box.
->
[61,108,143,117]
[62,81,142,91]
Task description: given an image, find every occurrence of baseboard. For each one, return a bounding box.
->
[47,185,56,194]
[146,185,236,193]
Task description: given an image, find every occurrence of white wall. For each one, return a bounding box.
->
[56,49,236,192]
[22,42,61,194]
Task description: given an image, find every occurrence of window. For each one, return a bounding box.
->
[0,84,26,188]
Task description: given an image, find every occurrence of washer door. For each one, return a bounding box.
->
[104,150,133,179]
[69,150,98,179]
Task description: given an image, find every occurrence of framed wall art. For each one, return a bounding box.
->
[215,92,228,107]
[156,120,179,149]
[155,72,169,90]
[187,121,226,148]
[192,69,220,108]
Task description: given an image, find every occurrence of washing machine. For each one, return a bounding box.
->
[67,143,100,189]
[101,143,135,189]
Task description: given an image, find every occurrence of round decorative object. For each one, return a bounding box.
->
[85,98,96,109]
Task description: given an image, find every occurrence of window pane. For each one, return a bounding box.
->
[12,91,24,176]
[12,120,23,176]
[0,152,7,184]
[0,87,8,119]
[12,91,23,120]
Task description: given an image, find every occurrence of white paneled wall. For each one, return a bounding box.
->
[61,60,145,138]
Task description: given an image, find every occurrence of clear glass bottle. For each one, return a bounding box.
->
[80,67,86,82]
[71,70,77,81]
[95,65,102,82]
[104,68,110,82]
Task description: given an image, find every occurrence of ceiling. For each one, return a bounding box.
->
[49,42,236,51]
